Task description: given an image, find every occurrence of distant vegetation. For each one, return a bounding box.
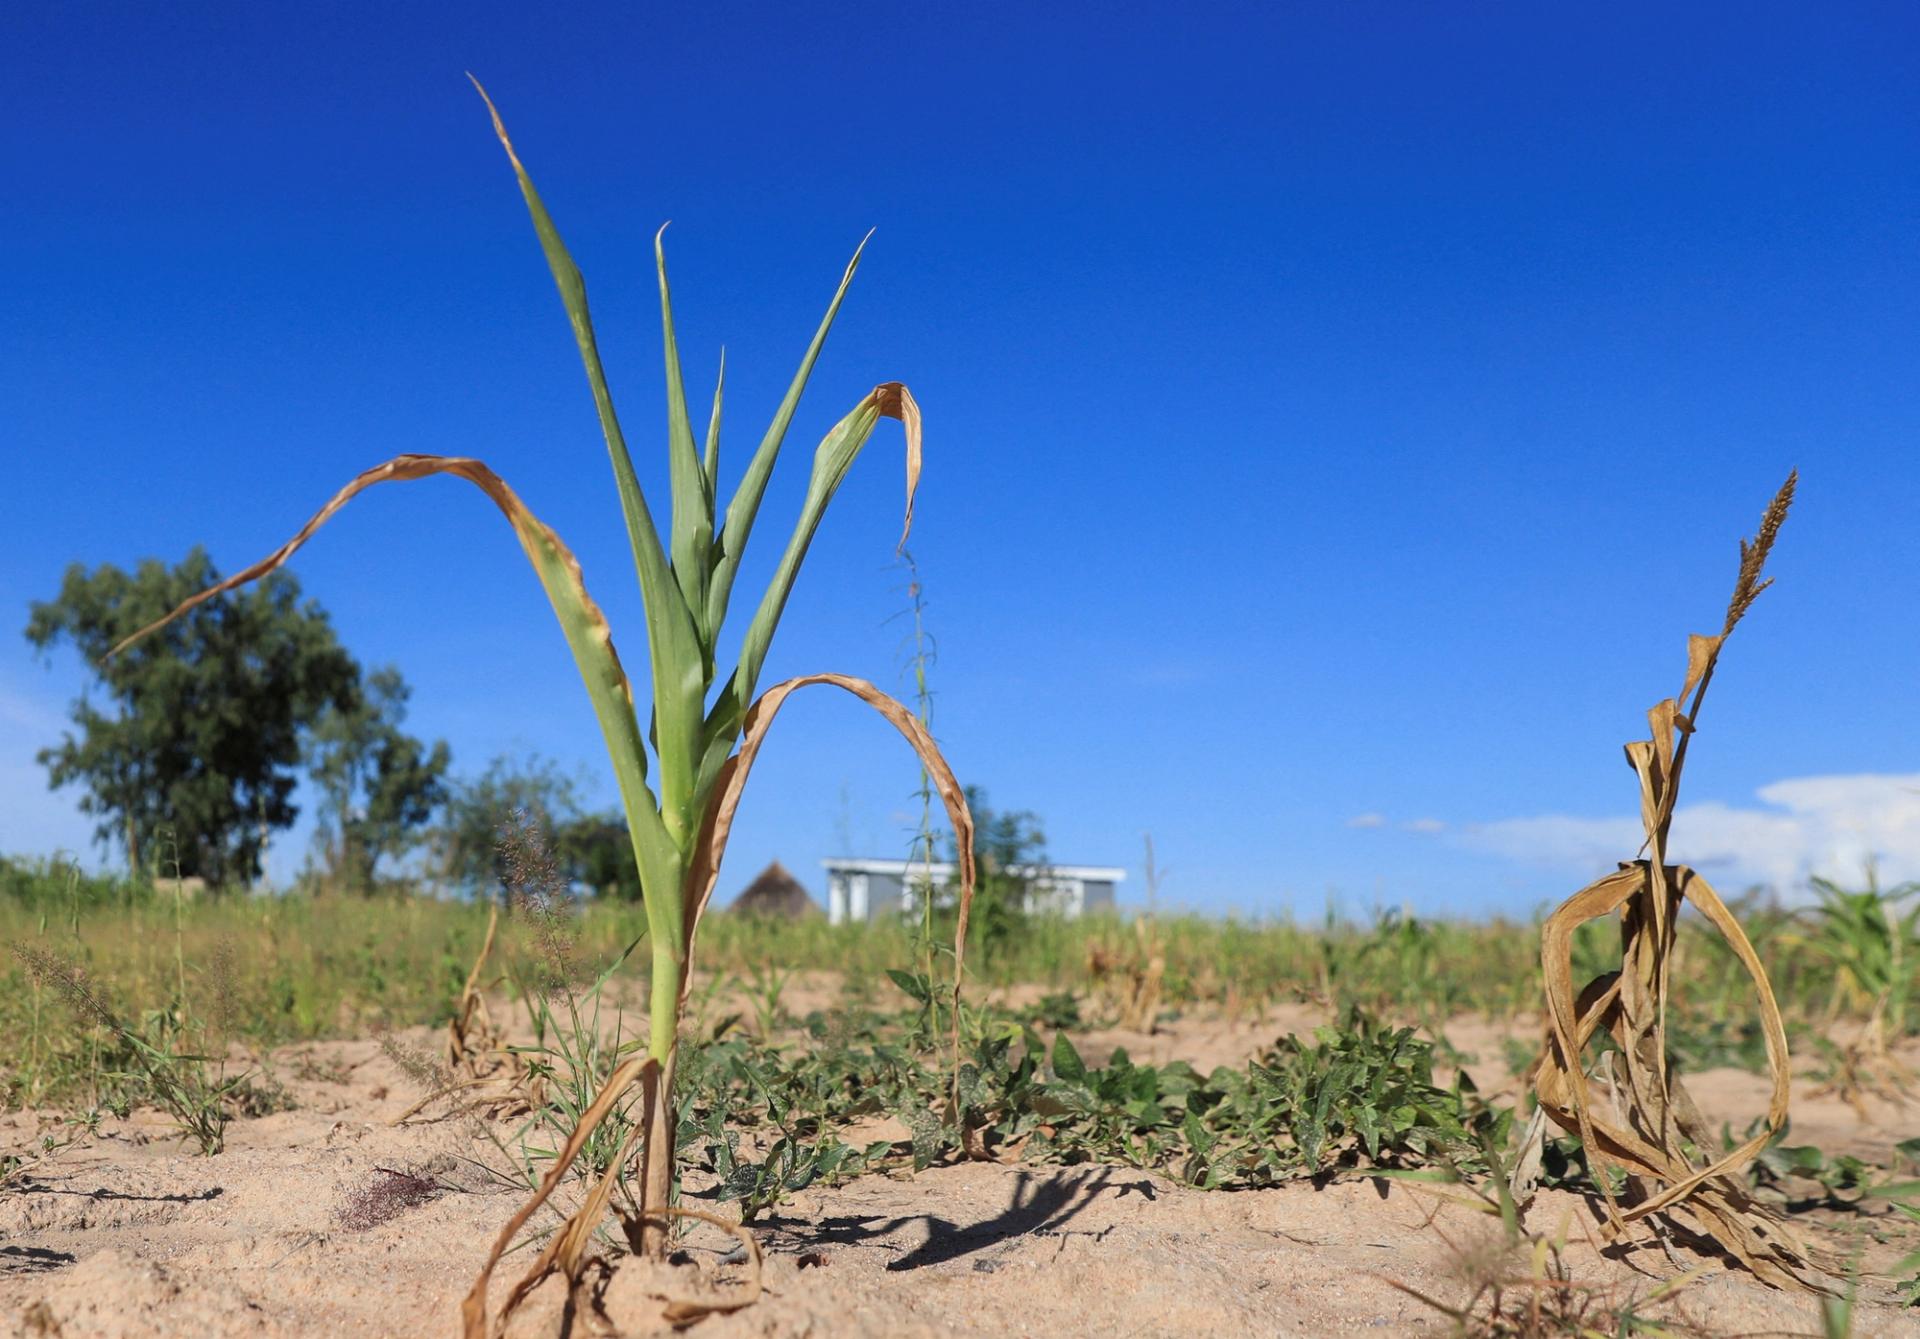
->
[22,554,656,900]
[3,855,1913,1115]
[27,550,372,884]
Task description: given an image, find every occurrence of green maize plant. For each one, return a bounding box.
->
[110,83,978,1332]
[1799,873,1919,1099]
[1802,875,1918,1036]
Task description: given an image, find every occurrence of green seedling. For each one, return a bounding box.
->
[11,943,244,1155]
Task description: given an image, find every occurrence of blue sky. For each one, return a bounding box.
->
[4,3,1918,917]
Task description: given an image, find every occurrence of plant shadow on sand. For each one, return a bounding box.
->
[757,1166,1156,1271]
[0,1246,77,1275]
[13,1182,221,1207]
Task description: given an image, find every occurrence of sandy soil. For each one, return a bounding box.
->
[3,997,1918,1338]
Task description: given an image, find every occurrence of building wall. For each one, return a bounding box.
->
[827,861,1123,925]
[1024,877,1081,917]
[827,869,912,924]
[869,871,906,920]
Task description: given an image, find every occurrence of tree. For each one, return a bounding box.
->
[305,666,451,893]
[433,753,582,895]
[951,785,1048,951]
[25,550,359,884]
[559,812,643,902]
[432,753,641,900]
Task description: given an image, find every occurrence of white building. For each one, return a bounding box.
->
[821,857,1125,926]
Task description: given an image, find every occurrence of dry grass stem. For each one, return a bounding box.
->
[1088,918,1166,1033]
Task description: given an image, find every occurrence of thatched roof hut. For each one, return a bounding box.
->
[730,861,822,918]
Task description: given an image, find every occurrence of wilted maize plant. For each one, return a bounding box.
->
[112,83,977,1332]
[1512,473,1841,1291]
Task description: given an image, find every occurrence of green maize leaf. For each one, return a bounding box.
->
[473,80,707,849]
[104,454,679,906]
[699,383,920,786]
[702,349,725,513]
[703,235,870,641]
[696,352,726,686]
[655,226,714,641]
[470,82,667,589]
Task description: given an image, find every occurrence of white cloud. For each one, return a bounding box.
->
[1345,812,1388,830]
[1402,817,1447,835]
[1466,773,1920,897]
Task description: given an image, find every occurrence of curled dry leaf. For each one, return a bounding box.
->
[1518,473,1839,1291]
[870,382,923,552]
[682,672,974,1037]
[101,450,662,900]
[461,673,971,1337]
[461,1055,660,1339]
[106,455,632,701]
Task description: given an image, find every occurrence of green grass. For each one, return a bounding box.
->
[3,867,1914,1121]
[0,881,492,1109]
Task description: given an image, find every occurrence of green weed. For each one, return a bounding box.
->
[11,942,245,1154]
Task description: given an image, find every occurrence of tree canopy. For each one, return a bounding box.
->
[433,753,641,901]
[951,785,1049,950]
[25,549,432,886]
[306,665,451,893]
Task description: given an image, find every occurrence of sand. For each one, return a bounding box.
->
[4,999,1918,1338]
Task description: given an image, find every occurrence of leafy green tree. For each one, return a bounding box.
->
[306,666,451,893]
[432,753,641,900]
[25,549,359,884]
[433,753,583,895]
[951,785,1048,951]
[559,812,644,902]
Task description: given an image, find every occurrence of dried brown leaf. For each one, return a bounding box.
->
[1527,478,1833,1290]
[682,673,975,1057]
[447,903,502,1071]
[871,382,923,552]
[106,455,633,702]
[1678,633,1722,710]
[462,1056,660,1339]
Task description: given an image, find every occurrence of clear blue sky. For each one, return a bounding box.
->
[5,4,1918,917]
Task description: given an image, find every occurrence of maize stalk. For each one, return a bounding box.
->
[109,83,977,1333]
